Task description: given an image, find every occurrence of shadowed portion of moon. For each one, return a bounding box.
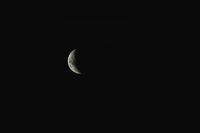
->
[68,49,82,74]
[74,46,114,76]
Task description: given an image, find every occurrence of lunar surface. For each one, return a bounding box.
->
[67,49,82,74]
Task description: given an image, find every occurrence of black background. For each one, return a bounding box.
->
[8,3,175,130]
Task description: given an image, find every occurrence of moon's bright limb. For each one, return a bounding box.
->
[68,49,82,74]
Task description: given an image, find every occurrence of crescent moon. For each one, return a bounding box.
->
[68,49,82,74]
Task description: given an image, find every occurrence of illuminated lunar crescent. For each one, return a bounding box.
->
[67,49,82,74]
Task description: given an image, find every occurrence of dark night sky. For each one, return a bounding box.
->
[10,5,172,129]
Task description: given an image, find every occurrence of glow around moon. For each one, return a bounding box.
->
[67,49,82,74]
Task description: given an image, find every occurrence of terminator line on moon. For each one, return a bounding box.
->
[67,49,82,74]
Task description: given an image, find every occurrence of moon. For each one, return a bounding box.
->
[67,49,82,74]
